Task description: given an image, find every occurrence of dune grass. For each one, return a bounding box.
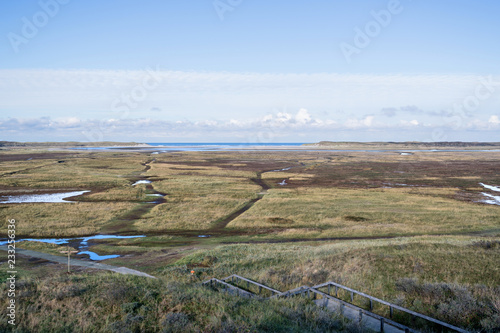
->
[0,271,348,333]
[169,235,500,331]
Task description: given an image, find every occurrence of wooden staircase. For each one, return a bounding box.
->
[203,274,469,333]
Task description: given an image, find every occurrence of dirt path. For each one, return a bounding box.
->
[101,158,166,234]
[209,175,270,231]
[0,161,59,178]
[0,245,155,278]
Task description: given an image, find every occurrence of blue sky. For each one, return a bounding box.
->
[1,0,499,142]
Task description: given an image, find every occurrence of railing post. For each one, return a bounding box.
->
[340,303,344,317]
[323,297,328,307]
[380,318,384,333]
[350,291,354,302]
[328,284,331,295]
[247,281,249,290]
[335,286,338,297]
[369,299,373,310]
[390,306,393,318]
[259,286,262,294]
[359,310,363,324]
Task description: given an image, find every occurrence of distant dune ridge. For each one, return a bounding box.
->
[305,141,500,149]
[0,141,147,148]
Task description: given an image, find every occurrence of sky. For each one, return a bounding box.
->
[1,0,499,143]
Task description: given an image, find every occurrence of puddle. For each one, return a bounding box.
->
[479,183,500,192]
[482,193,500,206]
[0,190,90,203]
[400,152,413,156]
[0,235,146,261]
[270,167,292,172]
[146,194,164,197]
[198,235,210,238]
[279,180,287,186]
[77,251,120,260]
[132,180,152,186]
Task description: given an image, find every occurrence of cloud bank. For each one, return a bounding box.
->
[1,69,499,141]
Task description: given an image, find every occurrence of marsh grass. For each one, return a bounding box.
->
[137,175,260,230]
[0,201,137,237]
[16,241,71,255]
[80,185,153,202]
[228,187,500,238]
[0,152,146,188]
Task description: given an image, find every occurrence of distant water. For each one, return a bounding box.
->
[146,142,305,151]
[73,143,500,153]
[0,190,90,203]
[0,235,146,261]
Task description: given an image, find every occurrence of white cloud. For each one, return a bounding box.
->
[295,108,312,124]
[488,115,500,125]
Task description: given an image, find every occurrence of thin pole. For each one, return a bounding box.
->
[67,244,70,273]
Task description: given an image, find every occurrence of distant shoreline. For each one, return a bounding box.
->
[2,141,500,151]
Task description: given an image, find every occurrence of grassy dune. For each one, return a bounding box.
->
[171,236,500,331]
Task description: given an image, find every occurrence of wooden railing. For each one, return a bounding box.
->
[203,274,469,333]
[312,281,468,333]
